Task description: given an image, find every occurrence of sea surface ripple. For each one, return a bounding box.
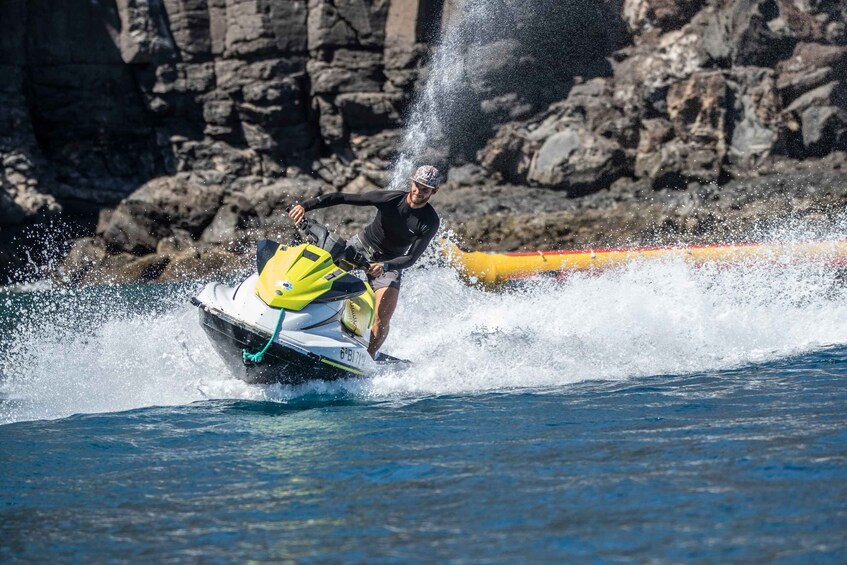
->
[1,254,846,562]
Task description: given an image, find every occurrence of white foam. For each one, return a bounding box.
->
[370,254,847,395]
[2,247,845,424]
[0,286,222,424]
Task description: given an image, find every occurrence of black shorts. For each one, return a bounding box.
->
[346,236,402,291]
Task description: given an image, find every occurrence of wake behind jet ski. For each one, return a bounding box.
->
[192,218,409,385]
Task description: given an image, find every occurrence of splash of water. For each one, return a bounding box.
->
[2,242,846,424]
[389,0,621,186]
[390,0,512,186]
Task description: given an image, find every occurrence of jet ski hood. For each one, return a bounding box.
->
[254,240,369,311]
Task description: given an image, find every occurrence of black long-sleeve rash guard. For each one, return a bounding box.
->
[300,190,440,271]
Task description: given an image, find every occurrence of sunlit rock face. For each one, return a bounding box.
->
[0,1,418,214]
[1,0,846,283]
[0,0,438,279]
[480,0,847,193]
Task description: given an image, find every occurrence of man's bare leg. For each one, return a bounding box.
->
[368,286,399,358]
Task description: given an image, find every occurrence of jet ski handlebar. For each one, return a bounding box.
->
[295,217,371,271]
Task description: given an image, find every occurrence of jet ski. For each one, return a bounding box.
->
[192,218,409,385]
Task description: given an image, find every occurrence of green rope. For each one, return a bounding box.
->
[242,308,285,364]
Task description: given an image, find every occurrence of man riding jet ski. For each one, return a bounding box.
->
[193,164,442,385]
[287,164,442,358]
[192,218,409,384]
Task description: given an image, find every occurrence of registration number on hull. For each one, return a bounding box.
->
[339,348,365,367]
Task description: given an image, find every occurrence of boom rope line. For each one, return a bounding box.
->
[242,308,285,364]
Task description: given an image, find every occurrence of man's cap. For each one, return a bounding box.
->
[411,165,442,189]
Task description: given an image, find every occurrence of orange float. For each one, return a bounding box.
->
[445,240,847,285]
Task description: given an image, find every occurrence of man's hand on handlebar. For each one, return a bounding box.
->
[366,263,384,278]
[288,205,306,224]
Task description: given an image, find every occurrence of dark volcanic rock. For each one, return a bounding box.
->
[2,0,847,285]
[801,106,847,155]
[480,78,634,192]
[664,71,729,184]
[478,0,847,199]
[701,0,794,68]
[527,128,627,194]
[776,42,847,104]
[103,173,225,254]
[157,247,246,282]
[726,66,780,165]
[55,237,109,286]
[624,0,706,33]
[201,176,324,245]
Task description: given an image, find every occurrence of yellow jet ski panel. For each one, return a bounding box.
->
[254,240,368,311]
[341,287,376,337]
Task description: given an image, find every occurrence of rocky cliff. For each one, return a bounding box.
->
[483,0,847,192]
[1,0,845,285]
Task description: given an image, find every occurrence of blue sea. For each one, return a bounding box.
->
[2,258,846,563]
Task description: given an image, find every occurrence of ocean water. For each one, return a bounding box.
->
[1,255,847,562]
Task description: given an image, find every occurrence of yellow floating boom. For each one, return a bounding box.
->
[445,240,847,286]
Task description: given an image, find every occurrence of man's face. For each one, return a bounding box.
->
[409,181,437,206]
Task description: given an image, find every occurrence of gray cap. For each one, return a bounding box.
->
[411,165,442,189]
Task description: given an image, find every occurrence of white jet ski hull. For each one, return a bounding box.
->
[193,275,374,384]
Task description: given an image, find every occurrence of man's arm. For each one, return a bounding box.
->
[383,220,440,271]
[289,191,397,223]
[301,191,397,212]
